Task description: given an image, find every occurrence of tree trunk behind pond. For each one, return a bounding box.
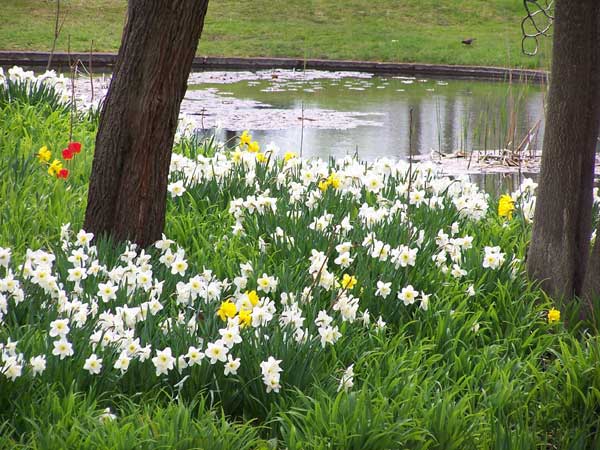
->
[84,0,209,247]
[527,0,600,304]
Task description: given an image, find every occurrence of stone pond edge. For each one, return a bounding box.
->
[0,51,548,83]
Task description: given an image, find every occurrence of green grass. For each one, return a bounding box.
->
[3,79,600,449]
[1,386,268,450]
[0,0,550,69]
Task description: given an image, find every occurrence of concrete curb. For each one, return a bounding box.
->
[0,51,548,83]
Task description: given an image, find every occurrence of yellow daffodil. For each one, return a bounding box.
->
[498,194,515,220]
[318,179,330,192]
[47,159,63,177]
[240,130,252,146]
[548,307,560,324]
[217,300,237,321]
[341,274,357,290]
[238,309,252,327]
[283,151,297,162]
[248,141,260,153]
[37,146,51,163]
[327,172,341,189]
[256,152,268,163]
[246,290,259,307]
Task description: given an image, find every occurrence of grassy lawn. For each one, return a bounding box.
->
[0,0,550,69]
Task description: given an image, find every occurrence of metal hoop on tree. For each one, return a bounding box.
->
[521,0,554,56]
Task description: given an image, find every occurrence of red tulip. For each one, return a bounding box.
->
[68,142,82,154]
[57,168,69,179]
[62,148,74,160]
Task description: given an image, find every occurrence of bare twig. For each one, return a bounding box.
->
[89,40,94,102]
[299,57,308,158]
[47,0,61,70]
[407,107,414,196]
[516,120,541,155]
[47,0,68,70]
[300,100,305,158]
[68,35,77,143]
[467,145,475,170]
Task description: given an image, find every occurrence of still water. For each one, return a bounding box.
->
[186,70,546,163]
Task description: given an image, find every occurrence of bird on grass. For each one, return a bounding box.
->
[461,38,476,45]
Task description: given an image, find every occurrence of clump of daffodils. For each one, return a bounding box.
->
[2,66,70,102]
[260,356,283,393]
[1,134,533,400]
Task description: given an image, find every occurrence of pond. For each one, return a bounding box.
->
[81,69,548,193]
[184,70,546,164]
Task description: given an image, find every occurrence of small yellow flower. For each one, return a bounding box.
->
[327,172,341,189]
[47,159,63,177]
[341,274,357,290]
[256,152,268,163]
[283,151,297,162]
[240,130,252,146]
[318,179,330,192]
[548,307,560,324]
[246,290,259,307]
[37,146,51,163]
[217,300,237,321]
[238,309,252,327]
[231,149,243,163]
[498,194,515,220]
[248,141,260,153]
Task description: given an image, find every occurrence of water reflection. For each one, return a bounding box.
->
[469,172,537,195]
[190,72,546,162]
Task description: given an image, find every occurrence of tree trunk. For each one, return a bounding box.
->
[84,0,209,247]
[527,0,600,301]
[583,234,600,319]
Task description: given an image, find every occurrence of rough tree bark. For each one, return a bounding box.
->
[584,236,600,315]
[84,0,209,247]
[527,0,600,303]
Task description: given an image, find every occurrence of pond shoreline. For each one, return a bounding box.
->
[0,51,548,83]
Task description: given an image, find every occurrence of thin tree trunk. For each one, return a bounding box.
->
[583,235,600,319]
[527,0,600,301]
[84,0,209,247]
[582,0,600,318]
